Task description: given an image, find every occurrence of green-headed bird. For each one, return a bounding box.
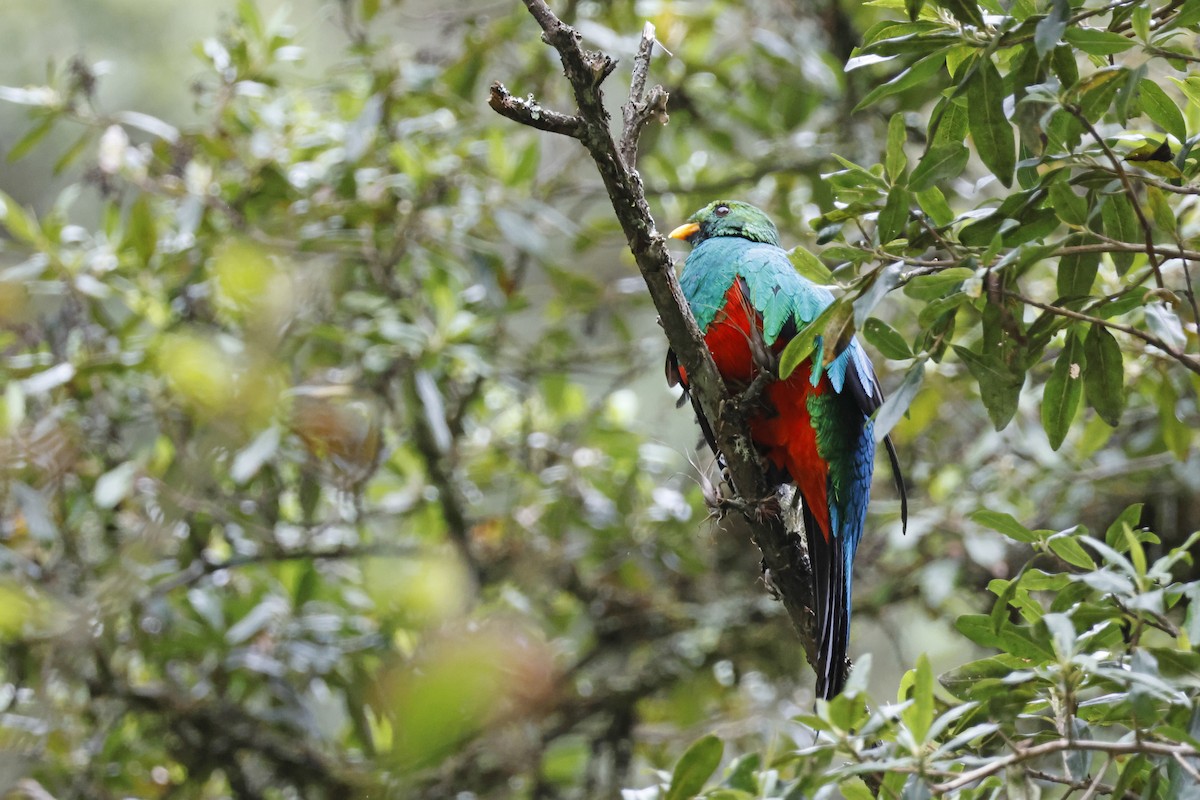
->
[666,200,907,699]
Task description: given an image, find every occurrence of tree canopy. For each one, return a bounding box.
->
[0,0,1197,798]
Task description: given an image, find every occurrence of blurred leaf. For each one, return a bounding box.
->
[887,112,909,182]
[971,510,1038,544]
[6,116,55,163]
[1035,0,1069,57]
[231,425,281,485]
[953,345,1024,430]
[873,359,925,440]
[665,734,723,800]
[94,462,138,509]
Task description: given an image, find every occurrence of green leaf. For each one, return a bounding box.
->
[878,185,910,243]
[789,246,835,285]
[53,131,92,175]
[665,734,723,800]
[1063,27,1136,56]
[1158,377,1191,460]
[1138,79,1187,142]
[1057,241,1101,298]
[6,115,55,163]
[901,654,935,743]
[1034,0,1069,57]
[854,50,948,112]
[1083,324,1125,427]
[829,154,889,191]
[940,654,1032,700]
[1050,45,1079,90]
[909,187,950,228]
[873,359,925,440]
[905,0,925,22]
[966,56,1016,186]
[1047,181,1087,226]
[953,345,1024,430]
[1105,503,1144,550]
[955,615,1054,661]
[971,509,1038,543]
[0,190,42,246]
[1048,532,1097,570]
[1145,185,1177,236]
[933,0,984,28]
[1077,67,1127,124]
[778,298,852,380]
[724,754,760,793]
[909,143,969,192]
[863,318,912,360]
[125,195,158,265]
[903,267,974,300]
[1099,193,1139,275]
[841,778,876,800]
[1041,330,1084,450]
[887,112,909,183]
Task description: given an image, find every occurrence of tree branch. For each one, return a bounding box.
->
[490,0,825,683]
[488,81,586,138]
[1002,289,1200,376]
[1068,105,1165,290]
[932,738,1200,794]
[619,23,669,170]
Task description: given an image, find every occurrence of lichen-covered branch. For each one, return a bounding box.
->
[489,0,827,684]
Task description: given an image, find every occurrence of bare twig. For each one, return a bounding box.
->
[490,0,826,683]
[1026,765,1138,800]
[488,81,586,138]
[619,22,669,170]
[151,542,421,595]
[933,738,1200,794]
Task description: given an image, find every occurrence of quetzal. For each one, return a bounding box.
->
[665,200,906,699]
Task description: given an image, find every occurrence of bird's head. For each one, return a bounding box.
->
[668,200,781,247]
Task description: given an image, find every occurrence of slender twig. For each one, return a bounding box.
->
[150,543,420,595]
[1026,765,1137,800]
[1174,749,1200,783]
[488,82,586,138]
[619,23,669,170]
[1078,760,1110,800]
[1067,106,1165,289]
[1002,289,1200,375]
[933,738,1200,794]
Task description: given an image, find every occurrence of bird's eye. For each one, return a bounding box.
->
[714,205,731,217]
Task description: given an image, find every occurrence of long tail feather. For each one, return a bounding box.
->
[803,504,850,700]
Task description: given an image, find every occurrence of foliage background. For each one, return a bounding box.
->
[0,0,1196,798]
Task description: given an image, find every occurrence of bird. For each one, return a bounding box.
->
[664,200,907,699]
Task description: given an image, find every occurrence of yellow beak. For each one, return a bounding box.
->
[668,221,700,241]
